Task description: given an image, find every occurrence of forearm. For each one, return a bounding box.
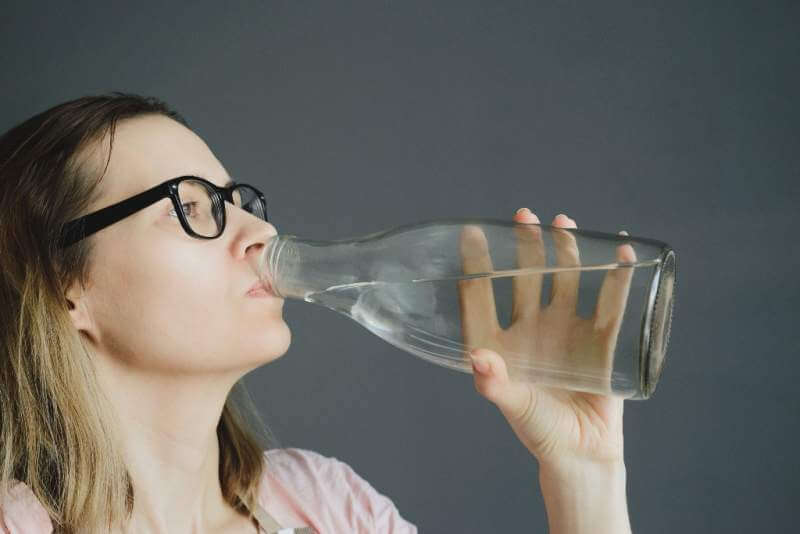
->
[538,459,632,534]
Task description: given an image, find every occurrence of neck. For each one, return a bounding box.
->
[96,357,248,533]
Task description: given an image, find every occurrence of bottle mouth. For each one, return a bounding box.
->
[248,236,277,286]
[248,234,291,299]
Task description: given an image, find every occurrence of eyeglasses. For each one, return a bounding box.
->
[59,175,268,248]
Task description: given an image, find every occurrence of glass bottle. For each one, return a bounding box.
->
[249,218,676,400]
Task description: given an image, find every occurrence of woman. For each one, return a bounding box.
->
[0,93,632,533]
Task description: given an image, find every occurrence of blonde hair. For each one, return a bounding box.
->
[0,93,277,532]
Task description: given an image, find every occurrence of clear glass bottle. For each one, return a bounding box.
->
[249,217,676,400]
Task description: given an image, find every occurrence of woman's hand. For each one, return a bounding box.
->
[459,208,636,467]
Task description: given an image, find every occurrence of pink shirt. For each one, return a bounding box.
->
[0,447,418,533]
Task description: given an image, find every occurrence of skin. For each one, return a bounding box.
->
[466,209,633,533]
[66,115,288,533]
[66,114,630,532]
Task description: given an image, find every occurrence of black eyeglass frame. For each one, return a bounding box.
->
[59,175,268,248]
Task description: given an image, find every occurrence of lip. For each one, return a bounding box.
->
[246,279,276,297]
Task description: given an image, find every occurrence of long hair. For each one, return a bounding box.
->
[0,93,275,532]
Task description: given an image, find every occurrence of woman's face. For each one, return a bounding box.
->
[70,114,290,377]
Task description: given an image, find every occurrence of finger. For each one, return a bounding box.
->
[469,348,539,425]
[458,225,500,343]
[512,208,544,323]
[549,214,581,312]
[593,230,637,341]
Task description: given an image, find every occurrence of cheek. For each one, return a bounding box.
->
[91,241,234,371]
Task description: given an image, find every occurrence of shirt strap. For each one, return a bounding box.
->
[236,490,318,534]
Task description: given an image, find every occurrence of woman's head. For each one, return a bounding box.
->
[0,93,284,530]
[63,112,289,378]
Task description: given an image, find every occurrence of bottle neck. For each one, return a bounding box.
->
[266,235,361,301]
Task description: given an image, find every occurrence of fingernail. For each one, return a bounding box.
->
[516,207,531,215]
[619,230,629,236]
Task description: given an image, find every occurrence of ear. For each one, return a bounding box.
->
[65,279,93,333]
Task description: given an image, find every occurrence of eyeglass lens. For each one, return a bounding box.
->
[177,179,264,237]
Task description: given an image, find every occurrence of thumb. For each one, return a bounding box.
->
[469,348,538,425]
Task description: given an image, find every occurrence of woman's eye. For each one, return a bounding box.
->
[170,202,198,218]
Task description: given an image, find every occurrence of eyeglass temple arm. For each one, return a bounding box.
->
[59,183,170,246]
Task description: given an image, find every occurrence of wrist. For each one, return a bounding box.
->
[539,456,627,483]
[538,458,631,534]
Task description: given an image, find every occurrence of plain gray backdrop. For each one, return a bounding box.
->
[2,1,798,532]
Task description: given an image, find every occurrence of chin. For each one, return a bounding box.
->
[239,322,292,369]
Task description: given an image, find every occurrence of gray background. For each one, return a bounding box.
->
[2,1,798,532]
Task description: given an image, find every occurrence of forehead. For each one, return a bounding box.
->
[87,114,230,208]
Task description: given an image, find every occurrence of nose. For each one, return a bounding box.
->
[244,223,277,260]
[228,205,278,262]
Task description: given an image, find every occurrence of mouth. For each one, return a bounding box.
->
[246,279,276,297]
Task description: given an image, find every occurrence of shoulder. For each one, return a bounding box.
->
[263,447,344,483]
[260,447,418,533]
[260,447,370,506]
[0,481,53,533]
[261,447,382,500]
